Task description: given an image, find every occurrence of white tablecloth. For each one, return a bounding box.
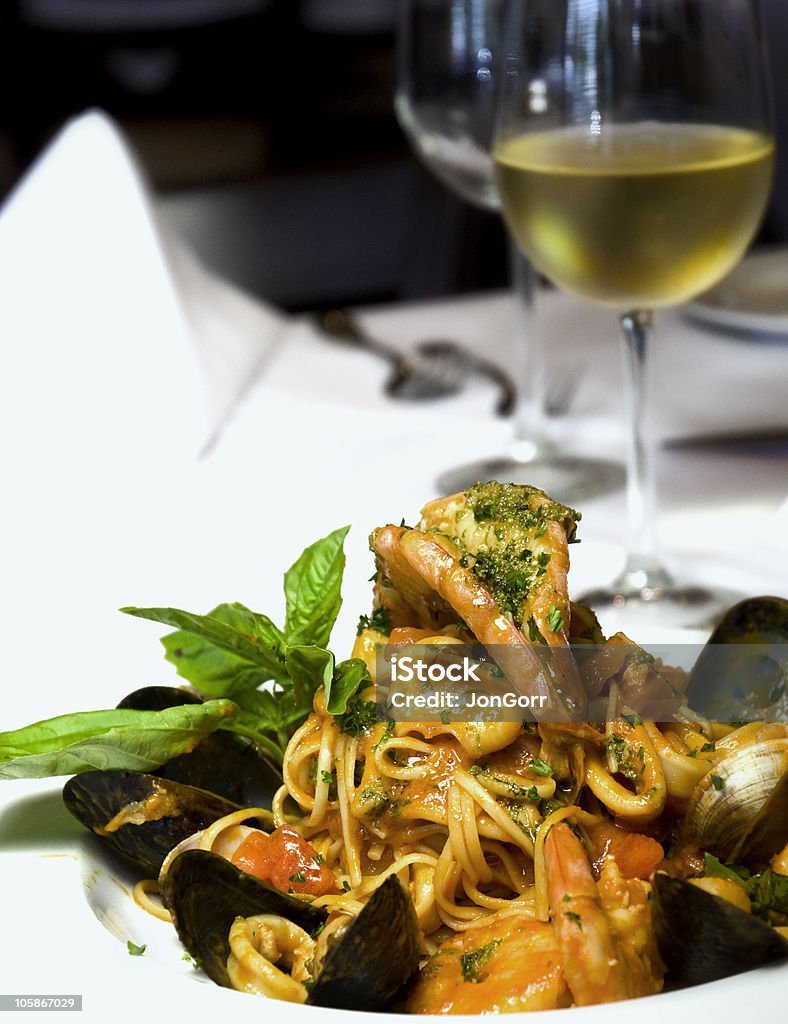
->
[0,111,787,1023]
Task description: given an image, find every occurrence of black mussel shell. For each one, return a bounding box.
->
[652,874,788,988]
[116,686,202,710]
[116,686,282,807]
[306,875,421,1010]
[685,596,788,720]
[63,770,246,875]
[162,849,326,987]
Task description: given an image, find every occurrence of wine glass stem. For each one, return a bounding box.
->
[509,240,547,461]
[618,309,673,590]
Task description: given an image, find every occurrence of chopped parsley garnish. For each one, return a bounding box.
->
[127,941,147,956]
[704,853,788,921]
[700,741,716,753]
[356,606,392,636]
[471,764,541,798]
[371,720,395,750]
[564,911,583,929]
[527,616,547,644]
[360,783,389,815]
[446,483,580,626]
[314,853,324,866]
[711,774,726,791]
[342,880,351,892]
[182,953,203,969]
[289,871,306,884]
[320,769,334,786]
[310,921,326,939]
[625,648,656,669]
[389,798,410,817]
[605,734,645,782]
[338,696,379,735]
[547,604,564,633]
[460,939,502,983]
[529,758,554,777]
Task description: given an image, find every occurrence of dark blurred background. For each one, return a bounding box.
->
[0,0,784,314]
[0,0,508,311]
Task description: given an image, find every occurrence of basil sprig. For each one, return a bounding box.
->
[1,526,371,780]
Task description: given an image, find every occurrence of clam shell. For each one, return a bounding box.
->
[683,738,788,864]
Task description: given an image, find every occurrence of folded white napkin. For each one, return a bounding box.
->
[0,109,286,458]
[0,110,288,728]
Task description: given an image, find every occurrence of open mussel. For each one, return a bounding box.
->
[162,849,325,984]
[116,685,282,807]
[62,769,257,875]
[685,596,788,721]
[163,849,420,1010]
[306,873,421,1009]
[652,874,788,988]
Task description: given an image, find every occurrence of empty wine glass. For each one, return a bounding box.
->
[494,0,775,628]
[395,0,624,502]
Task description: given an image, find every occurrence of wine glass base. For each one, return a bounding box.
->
[436,454,625,505]
[579,579,744,634]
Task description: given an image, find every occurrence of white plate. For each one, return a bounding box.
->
[1,656,786,1024]
[685,246,788,336]
[0,784,785,1023]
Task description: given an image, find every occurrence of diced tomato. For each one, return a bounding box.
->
[230,825,338,896]
[590,822,664,880]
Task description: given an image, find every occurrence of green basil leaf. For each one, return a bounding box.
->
[283,526,349,648]
[703,853,752,886]
[228,687,311,763]
[121,605,286,677]
[286,645,335,707]
[752,869,788,918]
[327,658,371,715]
[159,603,286,697]
[0,700,238,780]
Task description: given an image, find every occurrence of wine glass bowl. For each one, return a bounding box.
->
[493,0,775,629]
[394,0,502,211]
[495,123,773,312]
[395,0,625,502]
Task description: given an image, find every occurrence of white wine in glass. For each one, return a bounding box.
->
[494,0,775,629]
[395,0,624,501]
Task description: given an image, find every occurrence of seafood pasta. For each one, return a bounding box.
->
[48,483,788,1012]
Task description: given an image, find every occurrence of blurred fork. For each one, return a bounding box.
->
[315,309,516,415]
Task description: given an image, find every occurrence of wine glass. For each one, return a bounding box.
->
[494,0,775,628]
[394,0,624,502]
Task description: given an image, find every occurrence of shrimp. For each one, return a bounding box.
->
[544,822,663,1005]
[370,524,457,631]
[370,524,587,717]
[407,915,570,1014]
[419,483,577,645]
